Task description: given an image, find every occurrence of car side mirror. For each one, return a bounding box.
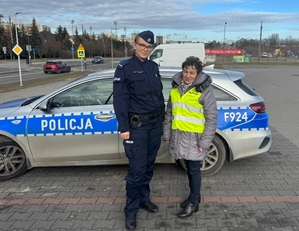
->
[39,99,51,111]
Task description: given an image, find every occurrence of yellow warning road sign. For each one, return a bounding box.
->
[13,45,23,56]
[78,43,84,50]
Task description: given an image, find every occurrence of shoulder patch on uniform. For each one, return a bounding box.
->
[117,59,129,69]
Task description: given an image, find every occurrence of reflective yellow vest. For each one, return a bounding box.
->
[170,87,205,133]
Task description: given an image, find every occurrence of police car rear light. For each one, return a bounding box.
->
[250,102,266,114]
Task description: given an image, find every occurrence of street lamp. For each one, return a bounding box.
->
[111,28,113,68]
[111,21,118,68]
[114,21,118,40]
[14,12,21,45]
[14,12,22,86]
[71,19,75,59]
[223,22,227,48]
[124,27,127,58]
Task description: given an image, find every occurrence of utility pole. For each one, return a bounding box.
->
[223,22,227,48]
[258,21,263,62]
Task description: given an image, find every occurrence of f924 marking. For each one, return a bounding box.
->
[224,112,248,122]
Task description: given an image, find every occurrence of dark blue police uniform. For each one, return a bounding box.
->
[113,53,164,217]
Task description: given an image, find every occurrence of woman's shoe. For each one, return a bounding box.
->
[180,196,201,208]
[177,202,199,219]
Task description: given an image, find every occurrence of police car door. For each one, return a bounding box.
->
[26,78,120,164]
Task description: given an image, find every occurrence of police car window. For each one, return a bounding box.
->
[212,86,237,101]
[51,78,113,108]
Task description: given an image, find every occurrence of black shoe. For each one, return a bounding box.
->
[177,202,199,219]
[139,201,158,213]
[126,215,136,230]
[180,196,201,208]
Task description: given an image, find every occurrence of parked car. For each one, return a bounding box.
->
[43,61,71,74]
[92,56,104,64]
[261,53,268,58]
[0,67,272,181]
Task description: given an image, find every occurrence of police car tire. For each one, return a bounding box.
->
[177,135,226,176]
[0,141,27,181]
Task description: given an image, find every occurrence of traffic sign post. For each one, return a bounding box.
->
[12,44,23,86]
[77,44,85,72]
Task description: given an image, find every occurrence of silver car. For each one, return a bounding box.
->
[0,67,272,181]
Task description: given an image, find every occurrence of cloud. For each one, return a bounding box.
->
[1,0,299,40]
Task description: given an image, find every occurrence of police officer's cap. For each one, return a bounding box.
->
[137,30,154,45]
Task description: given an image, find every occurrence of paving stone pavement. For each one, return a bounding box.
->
[0,65,299,230]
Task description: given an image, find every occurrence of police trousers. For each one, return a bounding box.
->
[123,116,163,216]
[184,159,202,205]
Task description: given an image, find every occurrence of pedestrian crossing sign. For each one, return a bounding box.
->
[77,50,85,58]
[77,43,85,58]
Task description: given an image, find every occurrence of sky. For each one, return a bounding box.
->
[1,0,299,43]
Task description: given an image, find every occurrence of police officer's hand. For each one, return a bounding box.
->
[120,131,130,140]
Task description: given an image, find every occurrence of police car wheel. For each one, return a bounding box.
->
[177,135,226,176]
[0,141,27,181]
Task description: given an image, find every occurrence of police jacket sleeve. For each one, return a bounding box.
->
[113,65,130,133]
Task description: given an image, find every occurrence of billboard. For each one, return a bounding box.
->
[206,49,243,55]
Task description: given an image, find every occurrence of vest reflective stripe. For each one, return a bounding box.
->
[170,87,205,133]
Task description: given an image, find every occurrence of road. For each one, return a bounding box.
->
[0,59,116,85]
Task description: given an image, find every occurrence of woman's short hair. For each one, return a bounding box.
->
[182,56,203,74]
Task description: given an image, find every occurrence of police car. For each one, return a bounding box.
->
[0,67,272,181]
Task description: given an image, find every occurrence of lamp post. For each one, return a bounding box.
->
[27,27,31,65]
[124,27,127,58]
[258,21,263,62]
[0,14,3,25]
[111,21,118,68]
[14,12,22,86]
[114,21,117,40]
[111,28,113,68]
[223,22,227,48]
[71,19,75,59]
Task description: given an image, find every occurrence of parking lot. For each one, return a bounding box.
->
[0,64,299,230]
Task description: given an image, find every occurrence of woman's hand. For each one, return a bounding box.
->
[165,140,170,144]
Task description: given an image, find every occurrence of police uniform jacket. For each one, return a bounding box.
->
[163,71,218,161]
[113,54,164,133]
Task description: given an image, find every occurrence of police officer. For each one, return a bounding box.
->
[113,30,164,230]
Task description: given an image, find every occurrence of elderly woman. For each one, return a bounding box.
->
[163,56,218,218]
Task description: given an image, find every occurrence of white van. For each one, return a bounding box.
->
[149,43,206,67]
